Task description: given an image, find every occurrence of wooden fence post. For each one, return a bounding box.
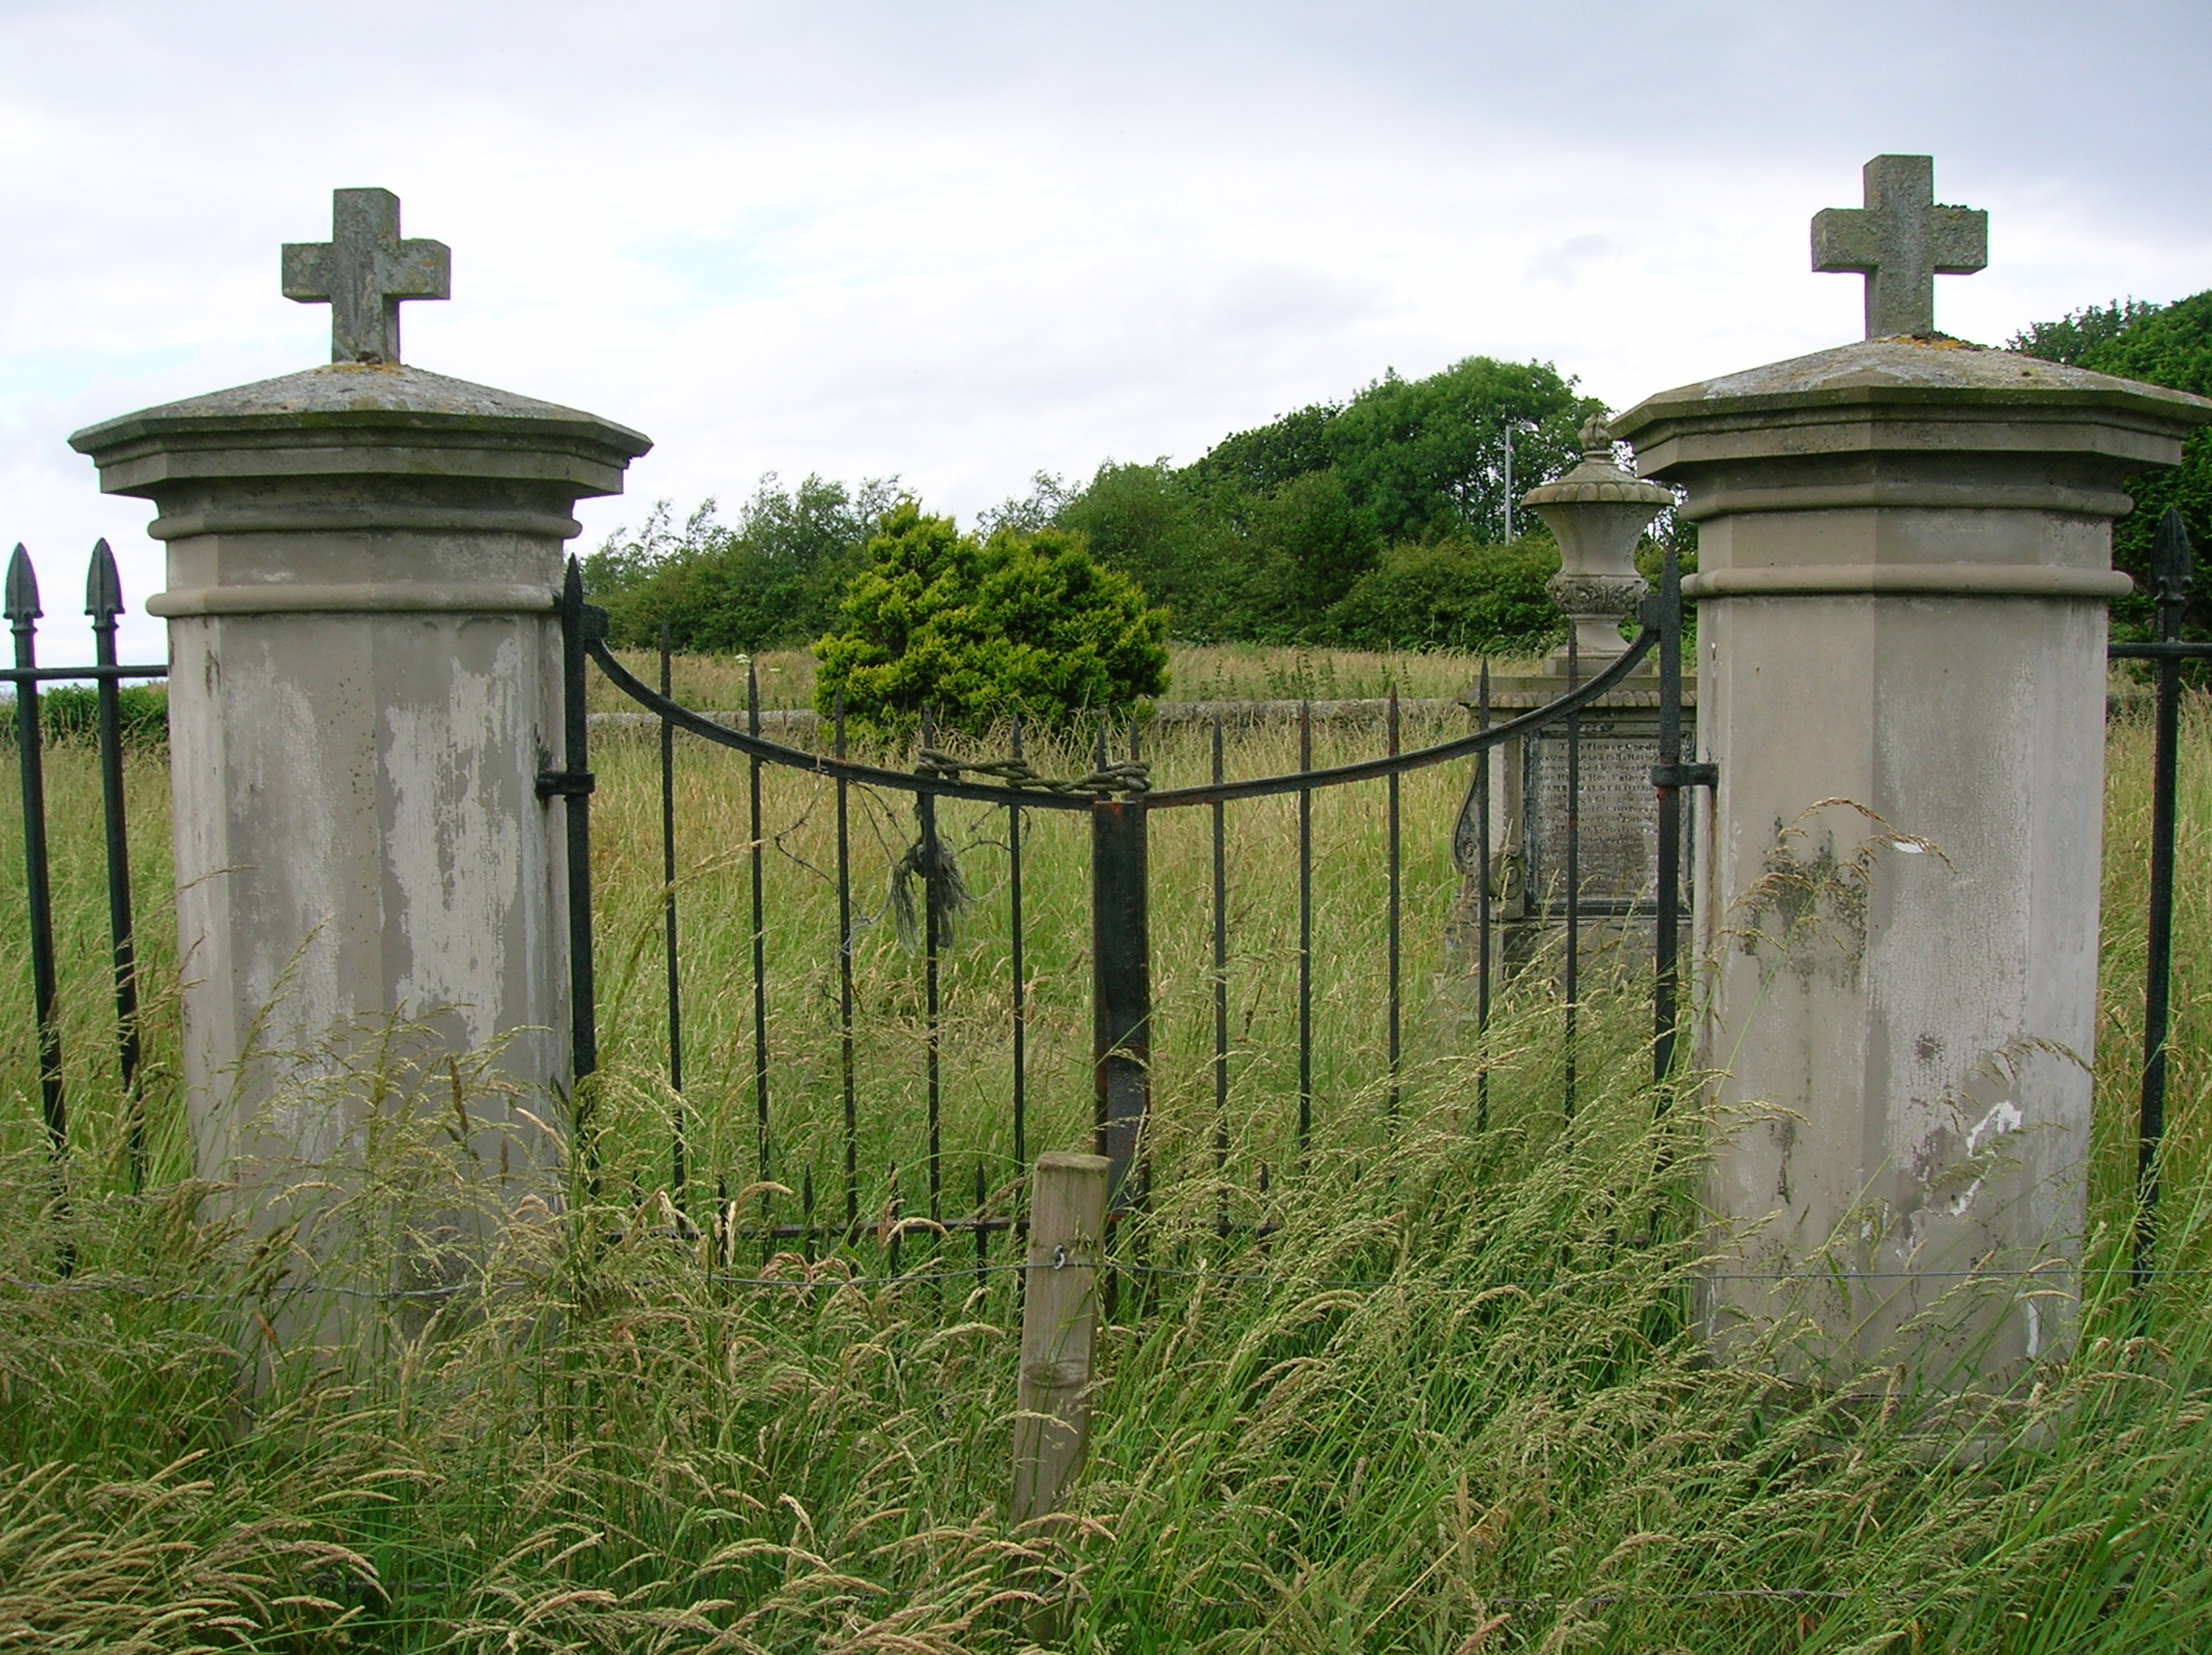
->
[1013,1151,1109,1535]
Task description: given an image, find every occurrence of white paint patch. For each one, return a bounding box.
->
[384,628,524,1045]
[1966,1099,2024,1157]
[2024,1299,2041,1360]
[1891,841,1925,854]
[1950,1178,1983,1217]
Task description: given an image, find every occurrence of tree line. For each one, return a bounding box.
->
[583,354,1606,662]
[577,294,2212,729]
[2007,292,2212,641]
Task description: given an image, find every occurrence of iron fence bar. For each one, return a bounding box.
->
[1212,714,1229,1235]
[1148,629,1656,806]
[1386,689,1402,1124]
[1564,632,1580,1122]
[748,661,771,1231]
[1477,662,1492,1133]
[1010,712,1027,1175]
[801,1168,815,1264]
[1091,794,1150,1209]
[888,1161,902,1277]
[588,643,1099,808]
[1653,546,1686,1091]
[660,625,684,1196]
[2136,505,2192,1289]
[550,563,598,1153]
[86,540,142,1186]
[0,663,168,682]
[836,691,858,1234]
[2110,641,2212,658]
[975,1157,989,1279]
[6,547,64,1160]
[1297,701,1313,1161]
[1131,719,1150,1221]
[920,709,943,1229]
[584,627,1656,807]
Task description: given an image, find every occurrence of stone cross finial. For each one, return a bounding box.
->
[281,188,450,365]
[1812,156,1987,339]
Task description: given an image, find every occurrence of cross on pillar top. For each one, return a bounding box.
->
[1813,155,1987,340]
[280,188,450,365]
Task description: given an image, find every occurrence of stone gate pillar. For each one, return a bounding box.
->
[1612,159,2212,1381]
[69,191,648,1264]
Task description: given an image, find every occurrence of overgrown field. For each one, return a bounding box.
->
[0,675,2210,1650]
[586,644,1523,715]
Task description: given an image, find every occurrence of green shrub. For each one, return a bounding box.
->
[1324,534,1563,653]
[812,505,1168,739]
[0,683,168,745]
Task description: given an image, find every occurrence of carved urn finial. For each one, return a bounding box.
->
[1520,416,1674,675]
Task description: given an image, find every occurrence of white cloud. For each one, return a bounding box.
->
[2,0,2208,658]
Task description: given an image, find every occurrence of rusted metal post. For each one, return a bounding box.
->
[1013,1150,1109,1558]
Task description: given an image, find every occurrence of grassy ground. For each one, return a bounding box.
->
[0,679,2209,1649]
[587,645,1518,715]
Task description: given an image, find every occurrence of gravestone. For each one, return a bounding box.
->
[1452,421,1685,975]
[72,189,649,1343]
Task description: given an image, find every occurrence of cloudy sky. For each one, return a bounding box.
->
[3,0,2209,657]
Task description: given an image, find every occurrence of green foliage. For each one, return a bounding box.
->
[1324,534,1563,653]
[0,683,168,746]
[582,474,898,652]
[2012,292,2212,640]
[1325,356,1591,545]
[812,503,1168,738]
[1049,355,1601,648]
[2006,298,2166,366]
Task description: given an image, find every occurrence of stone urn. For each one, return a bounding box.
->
[1521,415,1674,673]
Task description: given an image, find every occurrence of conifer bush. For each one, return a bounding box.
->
[812,503,1169,740]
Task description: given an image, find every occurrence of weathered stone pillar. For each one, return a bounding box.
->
[68,192,648,1299]
[1614,339,2209,1378]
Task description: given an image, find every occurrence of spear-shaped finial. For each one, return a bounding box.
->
[2153,506,2194,625]
[84,537,123,621]
[5,544,41,627]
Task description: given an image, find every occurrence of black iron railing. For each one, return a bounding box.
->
[3,519,2194,1309]
[1,539,167,1191]
[2111,507,2210,1289]
[559,548,1701,1275]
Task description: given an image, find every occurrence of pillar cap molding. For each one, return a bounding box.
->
[1615,338,2212,485]
[1610,335,2212,442]
[1682,562,2135,600]
[70,363,652,503]
[146,580,557,618]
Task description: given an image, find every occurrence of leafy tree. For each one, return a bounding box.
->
[1324,535,1563,653]
[813,504,1169,739]
[1243,468,1382,637]
[2012,292,2212,639]
[1049,355,1599,646]
[1182,400,1341,502]
[1327,358,1597,545]
[2005,300,2165,367]
[1057,460,1240,637]
[583,474,899,652]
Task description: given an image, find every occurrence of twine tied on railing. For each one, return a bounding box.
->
[889,819,972,950]
[913,746,1151,798]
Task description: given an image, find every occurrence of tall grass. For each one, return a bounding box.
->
[585,645,1516,715]
[0,687,2208,1649]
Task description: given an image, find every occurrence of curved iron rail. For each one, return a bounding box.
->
[1146,628,1655,807]
[584,625,1659,805]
